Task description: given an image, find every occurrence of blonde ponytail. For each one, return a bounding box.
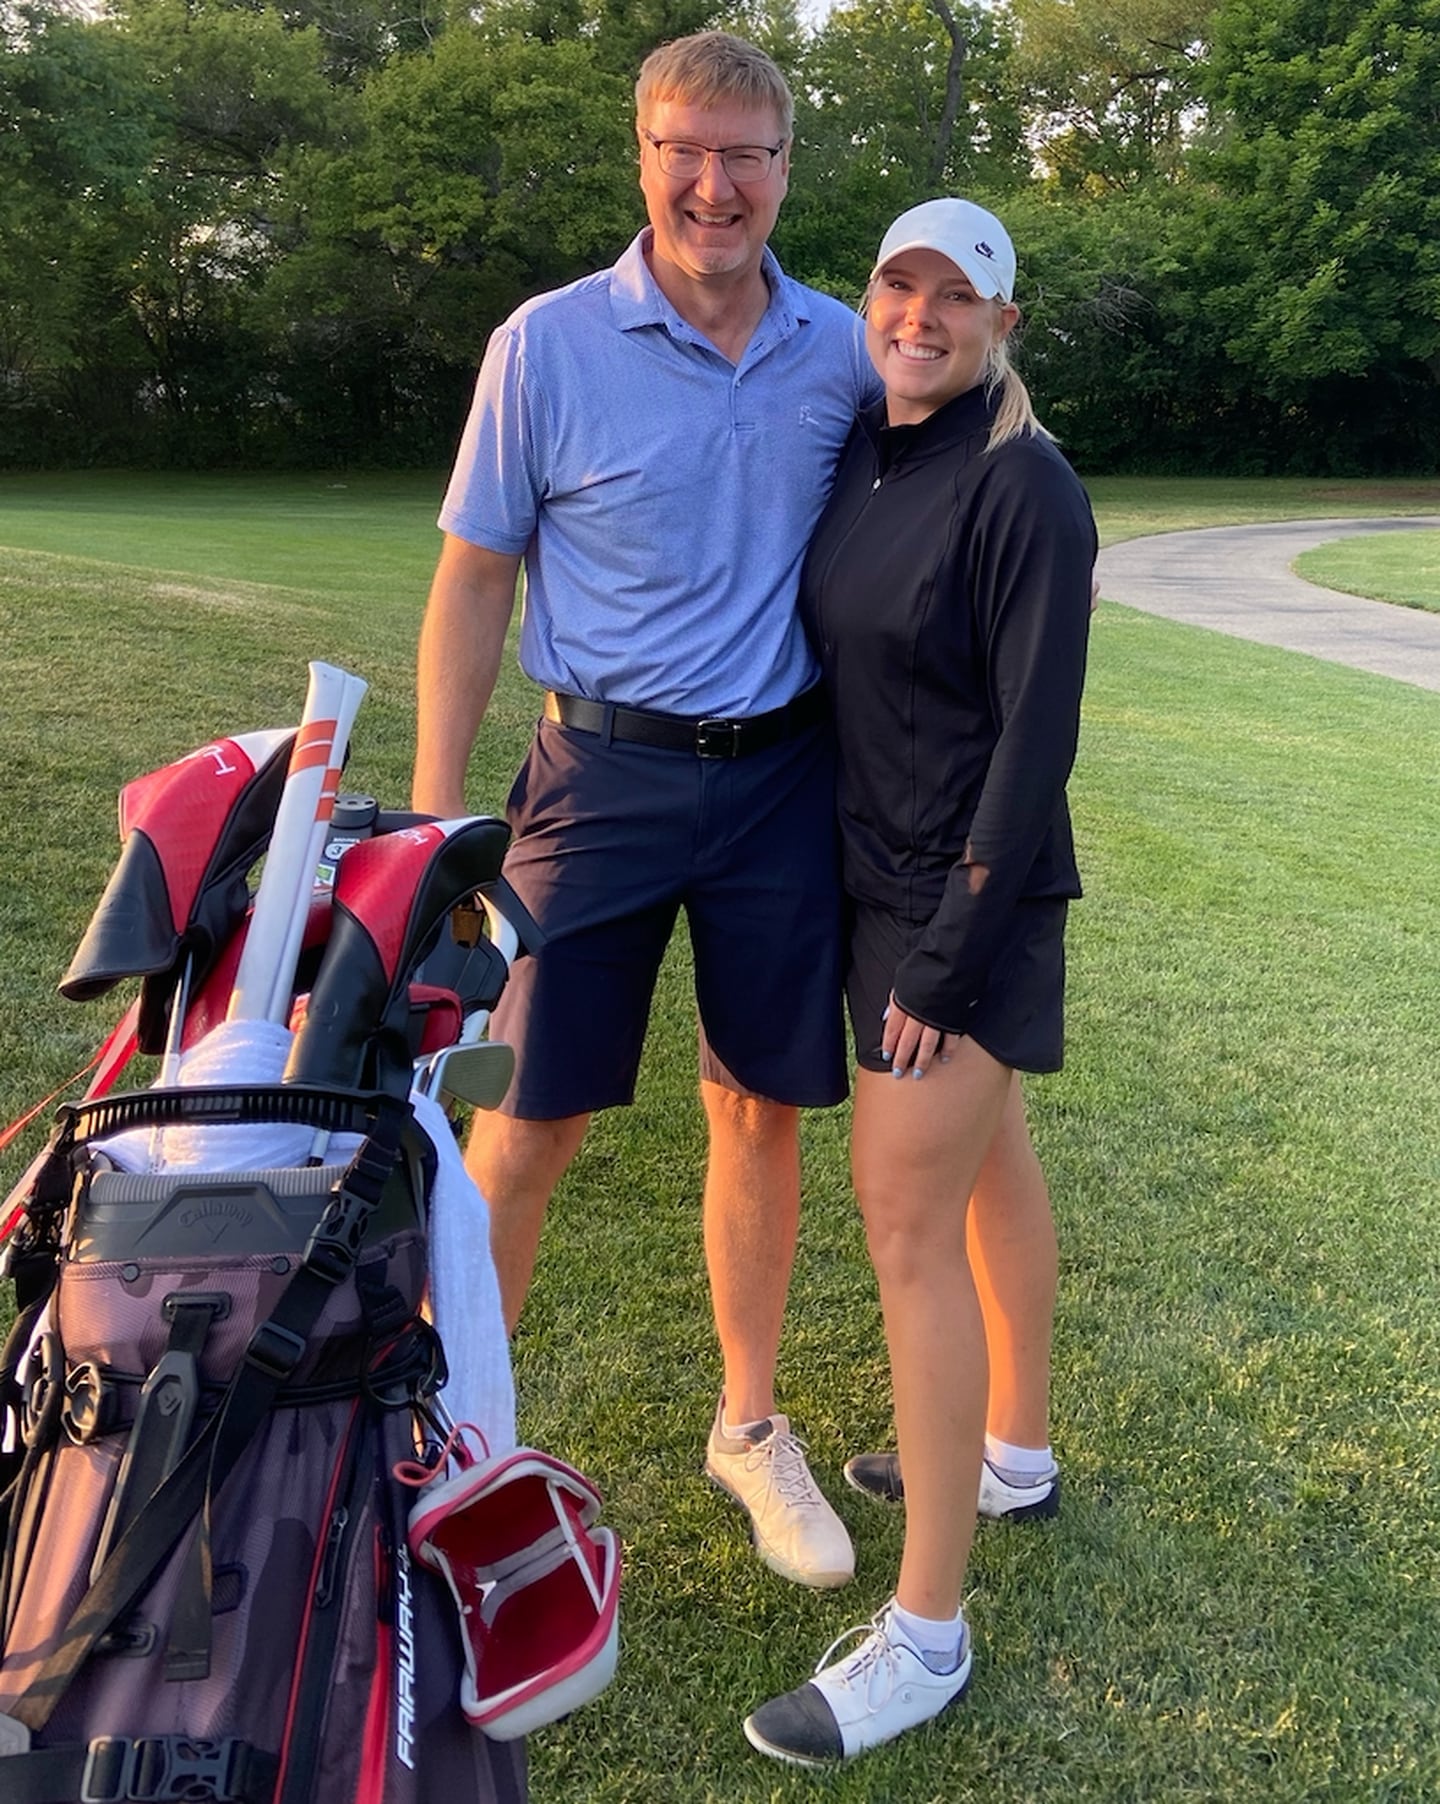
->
[983,337,1054,450]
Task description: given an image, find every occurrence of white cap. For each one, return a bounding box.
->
[869,198,1016,303]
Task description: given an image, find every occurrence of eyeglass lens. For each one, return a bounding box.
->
[656,142,776,183]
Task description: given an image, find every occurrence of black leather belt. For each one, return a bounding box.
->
[543,685,825,758]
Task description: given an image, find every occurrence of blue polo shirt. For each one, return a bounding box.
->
[439,230,878,717]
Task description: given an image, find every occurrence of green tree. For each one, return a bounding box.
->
[100,0,346,458]
[721,0,805,70]
[267,0,443,84]
[0,4,167,459]
[1009,0,1215,191]
[999,183,1257,472]
[590,0,722,72]
[778,0,1026,298]
[1196,0,1440,467]
[344,26,634,337]
[263,23,637,459]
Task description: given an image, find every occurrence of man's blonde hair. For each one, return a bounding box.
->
[636,30,794,139]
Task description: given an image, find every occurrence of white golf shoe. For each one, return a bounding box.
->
[705,1403,853,1589]
[744,1599,971,1765]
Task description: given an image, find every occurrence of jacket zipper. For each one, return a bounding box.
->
[811,438,887,653]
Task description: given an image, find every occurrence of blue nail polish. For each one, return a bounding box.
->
[912,1067,924,1080]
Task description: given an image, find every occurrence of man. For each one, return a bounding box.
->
[412,31,878,1590]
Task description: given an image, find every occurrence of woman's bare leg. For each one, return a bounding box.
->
[967,1077,1058,1450]
[851,1039,1011,1618]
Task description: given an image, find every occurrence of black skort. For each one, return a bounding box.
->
[845,896,1069,1076]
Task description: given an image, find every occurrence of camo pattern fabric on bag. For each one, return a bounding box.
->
[0,1157,525,1804]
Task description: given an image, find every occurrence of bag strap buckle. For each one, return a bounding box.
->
[83,1734,247,1801]
[243,1319,307,1382]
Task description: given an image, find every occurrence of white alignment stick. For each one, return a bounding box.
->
[228,661,368,1024]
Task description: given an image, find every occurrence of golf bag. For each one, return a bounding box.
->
[0,1085,526,1804]
[0,669,613,1801]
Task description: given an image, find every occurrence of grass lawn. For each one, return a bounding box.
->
[1294,530,1440,613]
[3,473,1439,1801]
[1081,474,1440,547]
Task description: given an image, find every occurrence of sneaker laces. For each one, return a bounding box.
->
[813,1606,905,1706]
[748,1426,826,1508]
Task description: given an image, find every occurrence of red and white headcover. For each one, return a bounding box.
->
[407,1448,620,1741]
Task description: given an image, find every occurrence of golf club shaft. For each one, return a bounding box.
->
[228,663,367,1024]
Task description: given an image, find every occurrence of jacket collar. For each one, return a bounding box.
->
[863,383,996,474]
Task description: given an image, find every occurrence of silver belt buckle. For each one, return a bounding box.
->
[695,718,740,758]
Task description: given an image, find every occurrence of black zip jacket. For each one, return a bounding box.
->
[799,383,1097,1035]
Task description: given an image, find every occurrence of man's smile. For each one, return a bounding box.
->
[639,96,789,288]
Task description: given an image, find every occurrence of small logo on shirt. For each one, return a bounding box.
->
[798,404,816,426]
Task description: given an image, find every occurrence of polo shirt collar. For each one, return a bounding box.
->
[609,229,807,347]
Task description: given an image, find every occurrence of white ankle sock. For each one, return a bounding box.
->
[984,1435,1056,1485]
[888,1600,967,1671]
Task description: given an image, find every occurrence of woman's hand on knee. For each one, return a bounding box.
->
[882,995,952,1080]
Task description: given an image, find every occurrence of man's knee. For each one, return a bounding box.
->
[466,1109,591,1207]
[699,1087,801,1200]
[699,1081,798,1147]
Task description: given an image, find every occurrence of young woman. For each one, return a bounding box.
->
[744,198,1096,1765]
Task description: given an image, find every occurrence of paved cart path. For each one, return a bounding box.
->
[1095,516,1440,692]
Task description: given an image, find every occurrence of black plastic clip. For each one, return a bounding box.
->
[82,1733,247,1801]
[243,1319,307,1382]
[304,1177,380,1284]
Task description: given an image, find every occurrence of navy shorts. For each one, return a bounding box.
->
[490,716,848,1117]
[845,897,1069,1076]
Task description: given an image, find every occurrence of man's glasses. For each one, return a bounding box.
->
[641,130,785,185]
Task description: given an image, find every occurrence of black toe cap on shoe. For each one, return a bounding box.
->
[747,1682,844,1762]
[844,1452,904,1503]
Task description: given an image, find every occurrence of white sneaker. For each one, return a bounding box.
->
[743,1600,971,1765]
[977,1458,1060,1522]
[845,1451,1061,1522]
[705,1403,854,1589]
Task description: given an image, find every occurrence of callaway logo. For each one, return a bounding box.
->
[395,1543,417,1769]
[176,1197,256,1243]
[975,241,995,260]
